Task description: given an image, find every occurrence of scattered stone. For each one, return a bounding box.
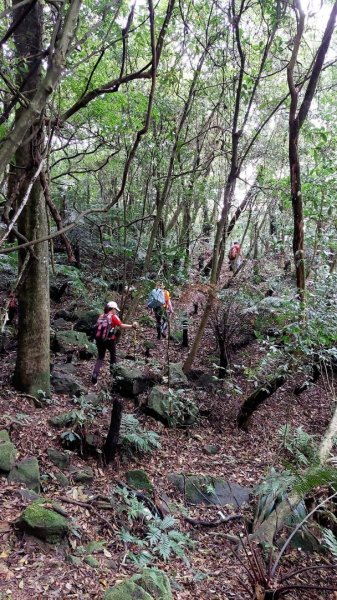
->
[168,363,189,386]
[66,555,81,566]
[51,370,86,397]
[0,435,17,473]
[84,555,100,568]
[19,489,40,502]
[71,467,94,483]
[126,469,153,492]
[203,444,220,456]
[18,500,68,543]
[47,448,70,469]
[168,473,250,506]
[54,472,69,487]
[8,457,40,493]
[103,581,152,600]
[112,362,161,397]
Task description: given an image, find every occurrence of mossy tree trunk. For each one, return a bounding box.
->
[11,0,50,396]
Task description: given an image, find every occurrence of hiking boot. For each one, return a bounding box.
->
[91,375,97,385]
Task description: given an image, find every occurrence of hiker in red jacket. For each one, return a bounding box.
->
[91,301,138,385]
[228,241,242,272]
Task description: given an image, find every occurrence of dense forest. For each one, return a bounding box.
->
[0,0,337,598]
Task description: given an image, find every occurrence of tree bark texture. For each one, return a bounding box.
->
[103,399,123,464]
[11,0,50,395]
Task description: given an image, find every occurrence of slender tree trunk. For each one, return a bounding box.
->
[11,0,50,395]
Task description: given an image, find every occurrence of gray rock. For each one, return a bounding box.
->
[168,363,189,386]
[50,409,84,428]
[52,318,69,331]
[168,473,250,506]
[112,362,160,397]
[203,444,220,455]
[73,309,100,336]
[8,457,41,493]
[47,448,70,469]
[54,309,78,322]
[51,371,86,397]
[71,467,94,483]
[54,472,69,487]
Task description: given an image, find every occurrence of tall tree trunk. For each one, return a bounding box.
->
[11,0,50,395]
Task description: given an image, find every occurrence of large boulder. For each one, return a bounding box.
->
[168,473,250,507]
[146,386,198,427]
[51,368,86,397]
[103,568,172,600]
[0,430,17,473]
[112,362,161,397]
[73,309,100,337]
[52,330,97,358]
[18,500,68,543]
[8,457,41,492]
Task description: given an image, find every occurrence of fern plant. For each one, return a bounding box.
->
[115,487,194,566]
[278,424,318,466]
[119,413,161,453]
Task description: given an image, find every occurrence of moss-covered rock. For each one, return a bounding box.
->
[18,500,68,543]
[126,469,153,492]
[0,436,17,473]
[103,580,153,600]
[147,387,198,427]
[0,430,10,442]
[84,555,100,568]
[134,568,173,600]
[47,448,70,469]
[8,457,40,492]
[50,410,84,428]
[52,330,97,357]
[103,569,173,600]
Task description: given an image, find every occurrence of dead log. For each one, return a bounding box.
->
[103,399,122,464]
[237,375,286,431]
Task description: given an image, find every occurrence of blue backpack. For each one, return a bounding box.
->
[147,288,165,309]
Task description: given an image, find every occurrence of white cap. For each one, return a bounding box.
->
[107,301,120,311]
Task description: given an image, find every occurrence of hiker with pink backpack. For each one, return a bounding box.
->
[91,301,138,385]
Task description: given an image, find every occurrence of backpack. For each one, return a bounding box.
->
[228,245,238,260]
[147,288,165,309]
[95,314,112,341]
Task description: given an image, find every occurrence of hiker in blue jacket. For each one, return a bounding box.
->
[147,282,166,340]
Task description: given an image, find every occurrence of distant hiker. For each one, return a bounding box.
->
[147,282,166,340]
[228,241,242,272]
[91,301,138,385]
[161,286,174,338]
